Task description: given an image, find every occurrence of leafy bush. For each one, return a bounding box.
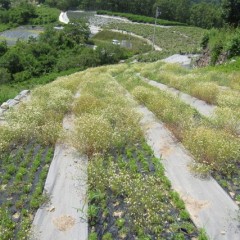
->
[227,33,240,57]
[0,67,11,84]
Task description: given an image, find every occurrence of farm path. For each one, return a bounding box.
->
[135,103,240,239]
[137,73,216,117]
[31,94,88,240]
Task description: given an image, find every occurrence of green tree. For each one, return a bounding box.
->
[0,0,11,10]
[155,0,177,21]
[222,0,240,27]
[190,2,223,28]
[175,0,191,23]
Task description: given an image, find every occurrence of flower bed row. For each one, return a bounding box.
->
[136,61,240,107]
[134,62,240,136]
[113,65,240,204]
[68,67,204,239]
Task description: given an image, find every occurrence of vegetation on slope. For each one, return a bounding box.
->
[200,27,240,65]
[0,21,138,104]
[0,65,208,239]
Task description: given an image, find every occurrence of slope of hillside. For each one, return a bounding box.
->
[1,58,240,239]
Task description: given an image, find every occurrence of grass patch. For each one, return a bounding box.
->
[136,61,240,106]
[0,143,54,239]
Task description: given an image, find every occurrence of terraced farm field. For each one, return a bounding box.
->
[105,22,205,54]
[1,59,240,239]
[67,11,128,27]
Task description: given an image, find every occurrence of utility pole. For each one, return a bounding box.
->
[152,7,161,51]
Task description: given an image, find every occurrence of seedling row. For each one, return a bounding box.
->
[0,143,53,239]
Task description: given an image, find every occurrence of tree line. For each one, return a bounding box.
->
[1,1,239,29]
[34,0,239,29]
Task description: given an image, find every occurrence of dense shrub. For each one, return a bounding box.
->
[0,67,11,84]
[201,28,240,64]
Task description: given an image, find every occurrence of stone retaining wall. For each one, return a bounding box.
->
[0,90,30,118]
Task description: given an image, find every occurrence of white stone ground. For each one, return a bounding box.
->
[163,54,192,67]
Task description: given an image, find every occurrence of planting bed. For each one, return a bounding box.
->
[64,67,202,239]
[89,142,200,239]
[0,142,53,239]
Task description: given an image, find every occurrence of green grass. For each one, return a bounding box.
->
[0,68,80,104]
[0,24,11,33]
[135,61,240,105]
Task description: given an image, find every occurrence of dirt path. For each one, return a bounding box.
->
[136,104,240,239]
[138,73,216,117]
[31,95,88,240]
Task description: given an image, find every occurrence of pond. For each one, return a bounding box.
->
[0,26,43,46]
